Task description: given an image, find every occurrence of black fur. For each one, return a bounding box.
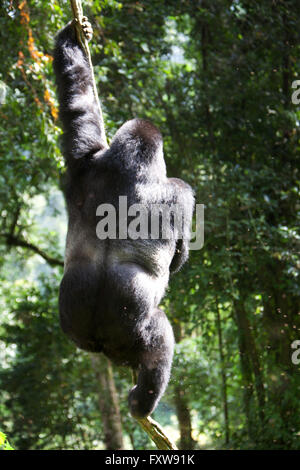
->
[53,22,194,418]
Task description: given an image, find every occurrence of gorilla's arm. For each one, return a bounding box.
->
[168,177,194,274]
[53,21,107,165]
[169,239,189,273]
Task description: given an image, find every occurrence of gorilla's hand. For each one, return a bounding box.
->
[81,16,93,42]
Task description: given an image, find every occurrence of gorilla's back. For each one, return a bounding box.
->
[59,165,175,359]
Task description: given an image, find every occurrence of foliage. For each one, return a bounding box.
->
[0,431,14,450]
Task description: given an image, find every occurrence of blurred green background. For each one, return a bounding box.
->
[0,0,299,450]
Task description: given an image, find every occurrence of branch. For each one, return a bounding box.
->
[2,233,64,267]
[136,416,178,450]
[69,2,176,450]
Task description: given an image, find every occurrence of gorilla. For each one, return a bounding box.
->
[53,18,194,418]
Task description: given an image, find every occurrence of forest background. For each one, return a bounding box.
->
[0,0,299,450]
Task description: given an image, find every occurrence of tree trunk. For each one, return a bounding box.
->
[234,298,265,428]
[215,297,230,445]
[174,385,195,450]
[91,354,124,450]
[172,321,196,449]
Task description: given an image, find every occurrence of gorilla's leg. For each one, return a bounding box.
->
[128,308,174,418]
[59,262,103,352]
